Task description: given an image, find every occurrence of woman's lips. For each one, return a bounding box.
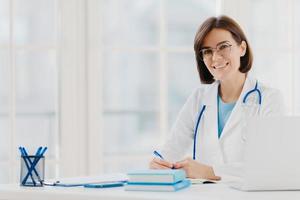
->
[213,62,229,69]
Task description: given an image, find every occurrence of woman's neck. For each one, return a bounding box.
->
[219,74,246,103]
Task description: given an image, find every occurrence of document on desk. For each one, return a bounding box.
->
[188,175,242,185]
[44,173,128,187]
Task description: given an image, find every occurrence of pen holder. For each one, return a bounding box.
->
[20,155,45,187]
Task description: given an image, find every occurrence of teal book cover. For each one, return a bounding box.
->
[125,179,191,192]
[127,169,186,184]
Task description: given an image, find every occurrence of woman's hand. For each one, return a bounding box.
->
[149,158,174,169]
[173,157,221,181]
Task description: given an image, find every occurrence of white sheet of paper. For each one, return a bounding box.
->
[44,173,128,186]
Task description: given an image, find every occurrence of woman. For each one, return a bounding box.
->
[149,16,284,180]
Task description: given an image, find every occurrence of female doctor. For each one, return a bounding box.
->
[149,16,284,180]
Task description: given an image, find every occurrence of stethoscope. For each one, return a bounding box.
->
[192,81,262,160]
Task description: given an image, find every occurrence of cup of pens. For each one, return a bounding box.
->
[19,146,47,187]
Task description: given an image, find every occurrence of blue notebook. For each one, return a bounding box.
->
[125,179,191,192]
[127,169,186,184]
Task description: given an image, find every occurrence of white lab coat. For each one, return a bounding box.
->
[160,76,285,177]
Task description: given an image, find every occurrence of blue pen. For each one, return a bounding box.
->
[21,146,43,185]
[153,150,164,160]
[19,147,36,186]
[84,182,125,188]
[22,147,47,185]
[153,151,175,169]
[21,147,43,185]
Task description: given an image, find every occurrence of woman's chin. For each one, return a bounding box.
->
[213,73,227,82]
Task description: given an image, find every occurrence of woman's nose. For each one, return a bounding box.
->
[211,50,223,61]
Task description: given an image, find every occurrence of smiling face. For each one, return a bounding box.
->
[202,28,247,82]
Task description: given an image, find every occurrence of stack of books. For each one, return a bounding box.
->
[125,169,191,192]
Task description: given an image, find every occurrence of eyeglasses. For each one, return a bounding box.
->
[199,42,232,61]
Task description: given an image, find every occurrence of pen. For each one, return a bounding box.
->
[22,147,47,185]
[84,182,125,188]
[153,150,164,160]
[21,147,43,185]
[19,147,36,186]
[153,151,175,169]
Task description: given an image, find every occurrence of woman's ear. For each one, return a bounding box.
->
[240,41,247,57]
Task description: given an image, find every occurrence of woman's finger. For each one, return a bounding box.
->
[153,158,173,168]
[208,175,221,181]
[173,160,188,168]
[150,161,171,169]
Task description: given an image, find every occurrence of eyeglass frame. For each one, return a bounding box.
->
[198,41,233,62]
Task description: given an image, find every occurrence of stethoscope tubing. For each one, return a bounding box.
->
[192,81,262,160]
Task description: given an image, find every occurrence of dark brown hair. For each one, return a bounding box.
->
[194,15,253,84]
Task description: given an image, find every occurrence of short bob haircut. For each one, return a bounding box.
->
[194,15,253,84]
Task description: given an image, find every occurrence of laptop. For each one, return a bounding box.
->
[230,116,300,191]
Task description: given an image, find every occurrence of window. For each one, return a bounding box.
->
[100,0,218,173]
[294,0,300,115]
[0,0,58,183]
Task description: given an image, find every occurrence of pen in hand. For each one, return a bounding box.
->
[153,151,175,169]
[153,150,164,159]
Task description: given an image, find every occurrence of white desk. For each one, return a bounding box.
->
[1,183,300,200]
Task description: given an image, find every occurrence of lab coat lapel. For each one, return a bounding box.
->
[200,82,223,163]
[219,77,257,140]
[202,82,219,138]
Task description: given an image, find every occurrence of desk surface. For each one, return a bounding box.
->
[1,183,300,200]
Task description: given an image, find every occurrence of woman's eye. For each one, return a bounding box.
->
[203,49,213,55]
[218,44,229,50]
